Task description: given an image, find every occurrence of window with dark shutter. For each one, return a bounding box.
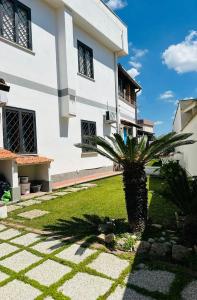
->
[78,41,94,79]
[81,120,96,152]
[0,0,32,49]
[3,107,37,154]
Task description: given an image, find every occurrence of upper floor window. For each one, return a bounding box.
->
[3,107,37,154]
[0,0,32,49]
[78,40,94,79]
[81,120,96,152]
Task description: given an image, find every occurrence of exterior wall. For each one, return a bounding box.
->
[174,115,197,176]
[142,125,154,134]
[0,0,128,182]
[119,99,136,124]
[61,0,128,55]
[173,104,182,132]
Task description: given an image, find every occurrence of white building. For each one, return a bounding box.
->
[118,64,142,142]
[173,99,197,176]
[0,0,130,201]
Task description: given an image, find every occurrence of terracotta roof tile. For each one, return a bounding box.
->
[16,156,53,166]
[0,149,17,160]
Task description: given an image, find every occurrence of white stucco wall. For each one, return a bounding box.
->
[119,99,136,123]
[173,104,182,133]
[175,115,197,176]
[0,0,127,179]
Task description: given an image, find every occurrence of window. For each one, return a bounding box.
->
[78,41,94,79]
[81,120,96,152]
[3,107,37,154]
[0,0,32,49]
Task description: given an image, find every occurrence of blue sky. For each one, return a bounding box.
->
[105,0,197,135]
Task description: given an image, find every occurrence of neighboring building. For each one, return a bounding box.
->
[118,64,142,143]
[137,119,155,142]
[0,0,128,200]
[173,99,197,176]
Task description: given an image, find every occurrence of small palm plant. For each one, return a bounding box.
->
[75,132,195,233]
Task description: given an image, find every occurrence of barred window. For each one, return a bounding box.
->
[0,0,32,49]
[3,107,37,154]
[81,120,96,153]
[78,41,94,79]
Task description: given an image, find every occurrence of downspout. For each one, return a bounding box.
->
[114,53,120,133]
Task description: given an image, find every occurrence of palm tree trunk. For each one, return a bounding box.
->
[123,162,148,233]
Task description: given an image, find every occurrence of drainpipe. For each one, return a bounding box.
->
[114,53,120,134]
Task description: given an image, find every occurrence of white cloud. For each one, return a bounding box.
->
[162,30,197,73]
[129,61,142,69]
[154,121,164,126]
[127,68,140,78]
[160,90,174,100]
[105,0,127,10]
[126,43,148,78]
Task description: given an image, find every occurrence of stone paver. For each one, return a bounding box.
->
[11,233,41,246]
[56,243,97,264]
[26,259,71,286]
[0,271,9,282]
[0,280,41,300]
[108,286,155,300]
[0,250,41,272]
[16,200,41,207]
[126,270,175,294]
[31,238,63,254]
[0,243,19,258]
[58,272,112,300]
[21,192,46,201]
[65,187,83,192]
[88,253,129,279]
[18,209,49,220]
[182,280,197,300]
[44,297,54,300]
[0,228,21,240]
[0,224,7,231]
[79,183,97,188]
[7,205,20,212]
[53,191,70,196]
[36,195,57,201]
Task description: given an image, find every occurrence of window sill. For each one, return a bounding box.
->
[81,152,98,158]
[77,72,95,82]
[0,36,35,56]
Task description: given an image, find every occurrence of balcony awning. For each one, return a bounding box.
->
[121,120,142,129]
[0,149,17,161]
[16,155,53,166]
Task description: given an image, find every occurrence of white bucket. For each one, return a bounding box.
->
[0,206,8,219]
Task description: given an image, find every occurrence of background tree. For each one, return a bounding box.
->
[75,132,195,233]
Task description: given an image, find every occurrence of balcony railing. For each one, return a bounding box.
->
[119,90,136,106]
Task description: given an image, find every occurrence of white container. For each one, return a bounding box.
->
[0,206,8,219]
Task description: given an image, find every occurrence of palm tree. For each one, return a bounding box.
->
[75,132,195,233]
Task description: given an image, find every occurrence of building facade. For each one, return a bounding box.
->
[173,99,197,176]
[0,0,129,200]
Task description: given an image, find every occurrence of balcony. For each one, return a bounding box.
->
[119,90,136,107]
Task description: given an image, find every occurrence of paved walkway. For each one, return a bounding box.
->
[52,170,121,190]
[0,224,195,299]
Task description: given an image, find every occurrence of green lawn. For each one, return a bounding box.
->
[10,176,177,235]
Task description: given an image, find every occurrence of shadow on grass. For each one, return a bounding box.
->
[44,214,129,242]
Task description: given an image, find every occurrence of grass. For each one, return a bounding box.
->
[2,175,197,299]
[9,176,177,233]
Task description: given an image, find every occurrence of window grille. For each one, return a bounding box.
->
[78,41,94,79]
[81,120,96,152]
[3,107,37,154]
[0,0,32,49]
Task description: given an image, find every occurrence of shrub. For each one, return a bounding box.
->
[0,175,10,199]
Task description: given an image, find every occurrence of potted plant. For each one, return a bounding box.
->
[0,190,11,219]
